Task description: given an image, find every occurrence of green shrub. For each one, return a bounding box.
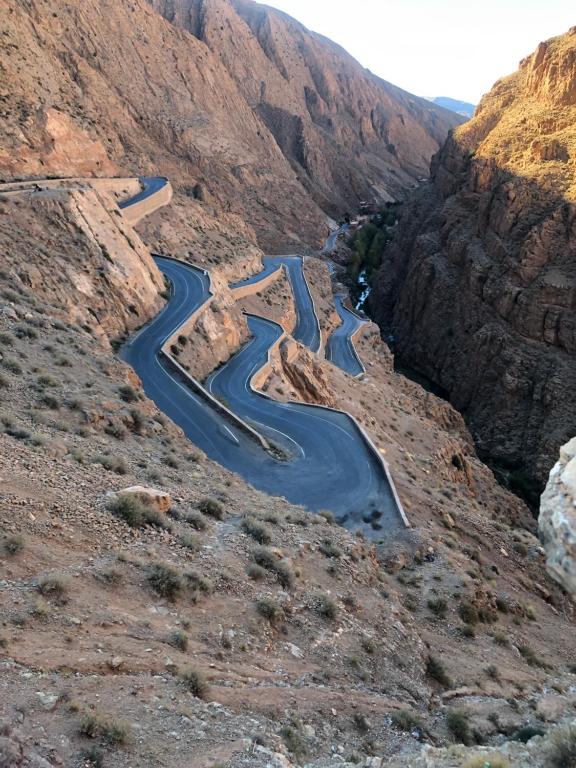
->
[280,725,306,759]
[146,562,182,601]
[3,534,24,556]
[492,629,510,647]
[179,666,209,698]
[458,600,479,625]
[79,711,132,745]
[508,724,545,743]
[544,724,576,767]
[319,539,343,558]
[426,655,452,687]
[242,516,272,544]
[93,454,128,474]
[255,597,284,623]
[252,546,294,589]
[427,597,448,618]
[316,593,338,620]
[2,357,22,374]
[446,708,472,745]
[391,709,422,732]
[108,495,171,530]
[37,574,69,603]
[184,571,212,594]
[247,563,267,581]
[199,498,225,519]
[168,630,188,651]
[118,385,139,403]
[518,644,550,670]
[184,511,206,530]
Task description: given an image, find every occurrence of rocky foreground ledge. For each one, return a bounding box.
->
[540,437,576,596]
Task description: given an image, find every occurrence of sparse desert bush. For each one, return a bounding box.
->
[146,562,182,601]
[361,637,375,654]
[319,539,342,558]
[252,546,295,589]
[518,644,550,669]
[255,596,284,623]
[108,495,171,530]
[316,593,338,620]
[446,708,472,745]
[37,574,69,603]
[199,498,225,519]
[247,563,267,581]
[391,709,422,732]
[242,516,272,544]
[79,710,132,745]
[184,571,212,595]
[0,372,8,389]
[118,385,139,403]
[179,666,209,698]
[426,655,452,687]
[2,357,22,374]
[93,454,128,474]
[280,724,306,759]
[352,712,370,733]
[544,723,576,767]
[168,630,188,651]
[318,510,335,524]
[3,534,24,556]
[485,664,500,680]
[36,373,57,388]
[492,629,510,647]
[30,598,51,620]
[5,427,30,441]
[95,567,123,587]
[185,511,207,531]
[105,420,128,441]
[0,331,15,346]
[458,600,479,625]
[509,724,545,743]
[179,532,201,552]
[427,597,448,618]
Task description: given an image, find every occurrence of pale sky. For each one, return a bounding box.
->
[259,0,575,104]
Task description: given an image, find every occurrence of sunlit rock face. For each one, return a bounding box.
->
[540,438,576,596]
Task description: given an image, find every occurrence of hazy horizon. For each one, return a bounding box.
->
[258,0,574,104]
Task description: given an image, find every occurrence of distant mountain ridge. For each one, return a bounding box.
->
[426,96,476,119]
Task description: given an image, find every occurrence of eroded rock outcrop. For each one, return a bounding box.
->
[372,28,576,495]
[540,438,576,596]
[0,0,461,252]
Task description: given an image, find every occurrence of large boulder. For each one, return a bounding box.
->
[539,437,576,596]
[114,486,172,514]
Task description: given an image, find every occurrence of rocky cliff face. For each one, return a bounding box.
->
[0,0,460,252]
[0,186,164,340]
[540,437,576,596]
[149,0,461,216]
[372,28,576,496]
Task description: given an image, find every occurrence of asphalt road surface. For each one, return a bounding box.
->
[118,176,168,209]
[326,294,366,376]
[232,256,321,353]
[121,256,401,531]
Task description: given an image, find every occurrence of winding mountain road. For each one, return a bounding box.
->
[232,256,321,353]
[326,295,366,377]
[119,179,405,532]
[118,176,168,209]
